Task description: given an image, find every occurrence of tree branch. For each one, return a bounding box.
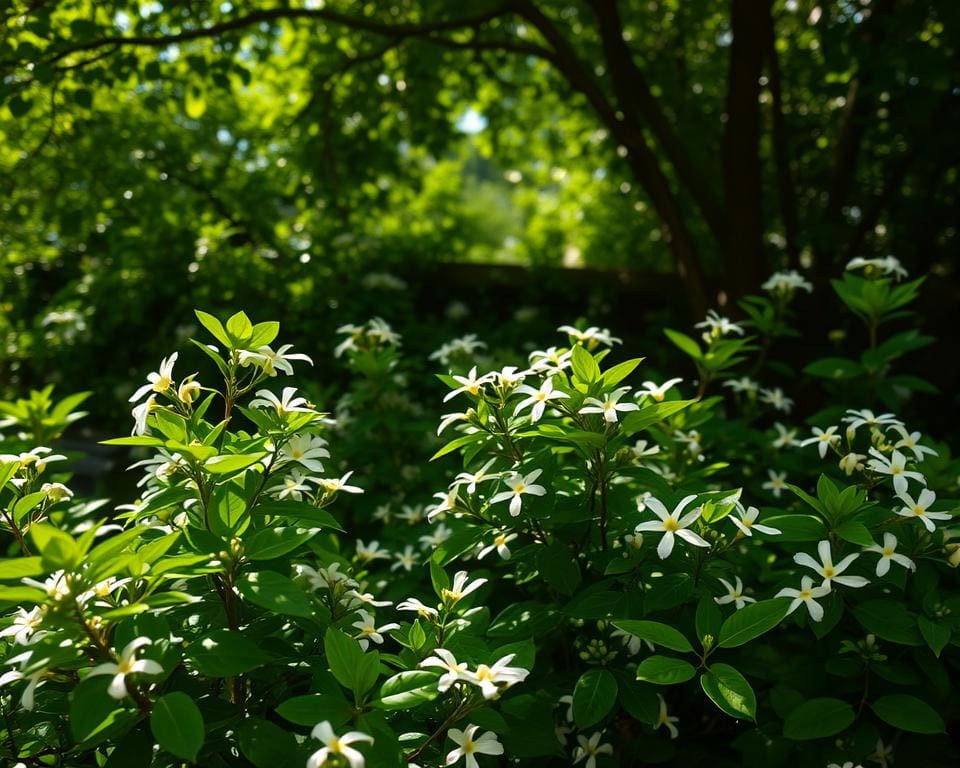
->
[590,0,724,240]
[18,5,514,68]
[514,0,708,314]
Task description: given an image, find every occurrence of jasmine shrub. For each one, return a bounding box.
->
[0,259,957,768]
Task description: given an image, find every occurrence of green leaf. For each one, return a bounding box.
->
[0,556,45,580]
[325,628,365,694]
[783,697,854,740]
[718,599,790,648]
[620,400,695,436]
[783,698,856,741]
[429,558,450,598]
[430,431,488,461]
[151,692,205,762]
[700,663,756,721]
[610,620,693,653]
[70,677,132,745]
[803,357,864,380]
[209,482,249,538]
[643,573,694,613]
[537,542,581,596]
[375,671,442,710]
[834,520,874,547]
[237,718,297,768]
[871,694,945,734]
[573,668,618,728]
[30,524,81,570]
[205,452,267,475]
[247,321,281,349]
[236,571,313,617]
[245,526,320,560]
[99,435,166,447]
[664,329,702,360]
[277,693,352,727]
[251,501,343,531]
[761,514,826,542]
[695,595,722,646]
[602,358,643,387]
[917,616,951,657]
[853,600,923,646]
[225,311,254,344]
[184,83,207,119]
[636,656,697,685]
[570,344,601,384]
[184,629,267,677]
[195,310,233,348]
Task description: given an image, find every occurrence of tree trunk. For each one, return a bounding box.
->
[722,0,768,302]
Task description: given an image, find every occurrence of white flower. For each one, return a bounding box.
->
[239,344,313,376]
[557,325,621,347]
[87,637,163,699]
[0,607,45,645]
[759,387,793,413]
[895,488,951,532]
[654,694,679,739]
[454,459,499,495]
[397,598,439,619]
[446,724,504,768]
[580,387,639,423]
[529,346,573,373]
[391,545,419,572]
[419,523,452,549]
[771,422,799,448]
[250,387,314,416]
[631,440,660,459]
[888,426,938,462]
[762,469,787,498]
[464,654,529,699]
[0,652,45,710]
[776,576,832,622]
[441,571,487,606]
[695,310,744,338]
[634,495,710,559]
[866,448,925,495]
[477,531,518,560]
[275,469,318,501]
[558,694,575,722]
[801,426,841,458]
[437,411,471,435]
[842,409,904,431]
[846,255,907,280]
[317,471,363,495]
[40,482,73,503]
[730,505,781,537]
[427,488,460,522]
[723,376,759,394]
[277,434,329,472]
[869,737,894,768]
[0,447,67,473]
[638,378,682,402]
[573,731,614,768]
[513,377,568,422]
[490,469,546,517]
[794,541,869,588]
[307,721,373,768]
[492,366,526,391]
[610,626,651,655]
[355,539,390,564]
[443,367,493,402]
[352,609,400,650]
[129,353,178,402]
[131,395,156,436]
[864,533,915,577]
[345,589,392,609]
[762,270,813,295]
[715,577,756,610]
[420,648,469,692]
[838,452,866,476]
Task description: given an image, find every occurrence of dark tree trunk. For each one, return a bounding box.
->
[722,0,768,300]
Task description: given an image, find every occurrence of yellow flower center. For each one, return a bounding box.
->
[468,384,480,395]
[494,534,508,546]
[799,589,812,600]
[882,547,894,557]
[913,505,925,516]
[474,665,494,681]
[823,566,835,578]
[663,518,679,532]
[515,483,525,494]
[153,375,172,392]
[463,738,476,754]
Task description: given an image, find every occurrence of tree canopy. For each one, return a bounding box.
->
[2,1,958,318]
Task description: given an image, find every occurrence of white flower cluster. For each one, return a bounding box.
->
[334,317,401,358]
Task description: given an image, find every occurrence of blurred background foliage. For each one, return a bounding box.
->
[1,0,958,428]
